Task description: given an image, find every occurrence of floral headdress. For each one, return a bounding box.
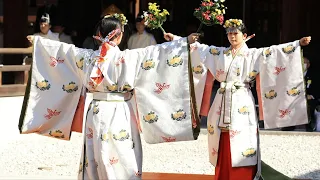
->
[193,0,227,32]
[104,13,128,26]
[223,19,244,33]
[143,3,170,34]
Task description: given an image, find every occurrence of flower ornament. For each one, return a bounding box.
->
[104,13,128,26]
[223,19,244,33]
[194,0,227,32]
[142,2,170,34]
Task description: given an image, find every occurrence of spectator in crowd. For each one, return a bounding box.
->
[127,13,157,49]
[52,20,73,44]
[33,13,60,41]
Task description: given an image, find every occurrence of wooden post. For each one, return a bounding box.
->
[3,0,28,84]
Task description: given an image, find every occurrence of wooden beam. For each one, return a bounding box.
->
[0,84,26,97]
[0,47,33,54]
[0,65,31,72]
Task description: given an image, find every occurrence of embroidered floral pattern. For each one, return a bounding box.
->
[100,133,109,142]
[86,128,93,139]
[109,157,119,165]
[264,48,272,57]
[36,80,51,91]
[115,56,125,66]
[242,148,256,157]
[85,156,88,167]
[93,105,99,114]
[78,162,83,174]
[282,44,296,54]
[154,82,170,94]
[141,59,155,70]
[171,109,187,121]
[238,106,249,115]
[135,171,142,177]
[236,67,240,76]
[143,111,158,123]
[167,55,183,67]
[286,87,300,96]
[44,108,61,120]
[123,84,132,92]
[229,130,240,139]
[62,82,78,93]
[76,57,84,70]
[49,56,64,67]
[249,70,258,79]
[216,106,222,115]
[209,48,220,55]
[211,148,218,156]
[207,125,214,135]
[49,130,65,138]
[265,90,277,99]
[216,69,224,79]
[161,136,176,142]
[113,130,130,141]
[193,65,204,74]
[107,83,118,92]
[190,44,198,52]
[279,109,291,118]
[274,66,286,75]
[223,49,231,56]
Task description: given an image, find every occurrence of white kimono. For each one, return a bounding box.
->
[34,30,60,41]
[18,36,205,180]
[127,31,157,49]
[190,40,308,178]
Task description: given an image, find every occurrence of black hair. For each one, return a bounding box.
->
[226,23,247,35]
[96,17,122,40]
[135,12,144,22]
[238,24,247,34]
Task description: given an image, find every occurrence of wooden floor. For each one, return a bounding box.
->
[142,173,214,180]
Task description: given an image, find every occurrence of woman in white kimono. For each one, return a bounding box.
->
[33,13,60,41]
[20,15,202,180]
[167,19,311,180]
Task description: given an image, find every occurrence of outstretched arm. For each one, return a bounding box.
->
[252,36,311,129]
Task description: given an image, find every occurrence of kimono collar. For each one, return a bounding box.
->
[229,43,249,57]
[97,43,120,58]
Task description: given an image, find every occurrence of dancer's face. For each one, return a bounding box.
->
[227,31,247,47]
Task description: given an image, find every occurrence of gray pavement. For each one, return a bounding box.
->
[0,96,319,179]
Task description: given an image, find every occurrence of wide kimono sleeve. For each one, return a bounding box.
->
[132,37,211,144]
[250,40,308,129]
[18,36,94,140]
[190,42,220,117]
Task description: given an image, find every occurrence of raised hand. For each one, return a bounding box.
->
[27,35,35,44]
[188,33,201,44]
[163,33,175,41]
[299,36,311,46]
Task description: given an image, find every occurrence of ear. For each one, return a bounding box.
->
[243,33,247,39]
